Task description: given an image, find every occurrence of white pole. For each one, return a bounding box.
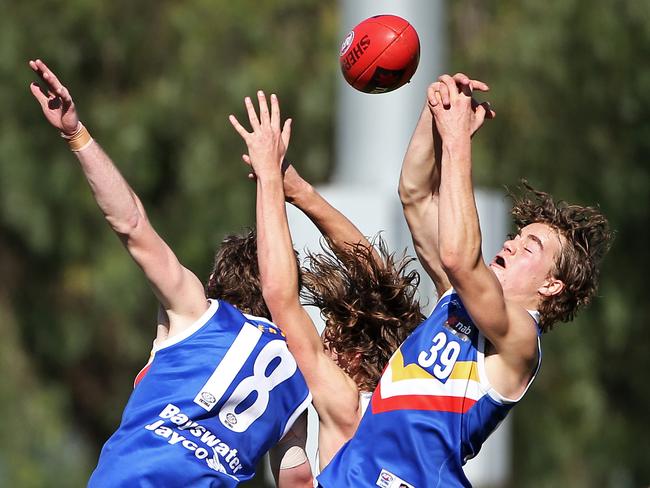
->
[284,1,512,485]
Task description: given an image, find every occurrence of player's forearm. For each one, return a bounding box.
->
[256,172,301,307]
[438,136,483,274]
[75,138,206,318]
[291,185,371,253]
[282,163,373,259]
[398,105,438,206]
[404,204,451,296]
[400,105,450,291]
[74,139,144,236]
[256,173,324,355]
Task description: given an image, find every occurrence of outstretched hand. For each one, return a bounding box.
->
[29,59,80,135]
[229,91,291,180]
[427,72,495,137]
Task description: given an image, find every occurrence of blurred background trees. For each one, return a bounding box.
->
[1,2,337,485]
[0,0,647,486]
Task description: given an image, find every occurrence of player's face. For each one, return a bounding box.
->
[489,222,565,304]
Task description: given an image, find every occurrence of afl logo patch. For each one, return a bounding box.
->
[376,468,414,488]
[340,31,355,56]
[200,391,216,405]
[224,413,238,428]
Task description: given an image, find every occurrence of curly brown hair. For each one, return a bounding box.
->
[301,236,424,392]
[509,183,613,333]
[205,229,301,320]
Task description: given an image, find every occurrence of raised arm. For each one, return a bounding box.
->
[243,154,379,264]
[29,59,206,334]
[229,92,360,460]
[399,75,492,297]
[399,99,450,296]
[432,74,535,364]
[281,164,382,262]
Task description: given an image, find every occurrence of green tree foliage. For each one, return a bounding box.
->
[450,1,649,486]
[0,1,336,485]
[2,0,647,486]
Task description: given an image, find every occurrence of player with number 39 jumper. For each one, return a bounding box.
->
[319,73,612,487]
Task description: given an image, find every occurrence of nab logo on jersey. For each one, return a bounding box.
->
[444,314,473,342]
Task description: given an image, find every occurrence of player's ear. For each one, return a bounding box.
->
[538,277,564,297]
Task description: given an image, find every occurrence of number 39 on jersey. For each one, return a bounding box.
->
[417,331,461,381]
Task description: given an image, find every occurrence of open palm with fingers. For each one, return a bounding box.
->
[29,59,79,135]
[229,91,291,179]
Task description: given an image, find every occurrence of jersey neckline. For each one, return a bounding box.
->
[152,299,220,352]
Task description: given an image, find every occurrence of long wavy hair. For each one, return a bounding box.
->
[301,236,424,392]
[205,229,301,320]
[509,183,613,333]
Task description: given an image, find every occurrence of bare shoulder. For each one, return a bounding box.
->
[484,302,540,399]
[165,295,212,339]
[507,301,538,338]
[497,301,538,372]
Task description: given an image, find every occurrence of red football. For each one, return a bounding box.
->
[339,14,420,94]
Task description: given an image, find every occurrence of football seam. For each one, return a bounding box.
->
[370,17,409,35]
[352,23,413,87]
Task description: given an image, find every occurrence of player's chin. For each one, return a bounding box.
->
[488,262,504,278]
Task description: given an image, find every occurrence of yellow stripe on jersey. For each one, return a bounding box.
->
[390,350,434,381]
[390,349,479,383]
[448,360,479,382]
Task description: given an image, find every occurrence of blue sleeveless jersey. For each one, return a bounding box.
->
[318,289,540,488]
[88,299,311,487]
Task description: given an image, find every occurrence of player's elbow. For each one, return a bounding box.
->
[106,207,146,237]
[105,191,149,237]
[398,179,421,207]
[399,181,436,217]
[276,455,313,488]
[439,248,461,275]
[262,280,296,313]
[439,244,480,276]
